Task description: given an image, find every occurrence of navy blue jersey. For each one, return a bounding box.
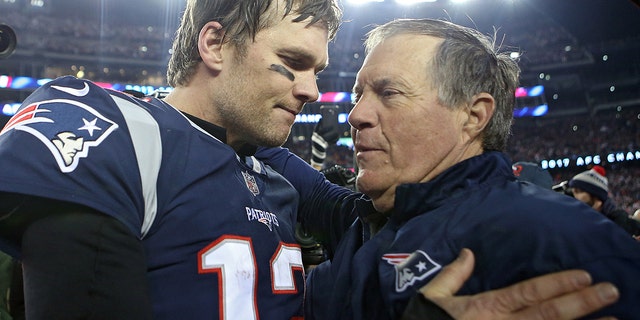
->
[255,146,363,257]
[0,76,305,319]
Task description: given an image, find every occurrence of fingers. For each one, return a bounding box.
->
[489,269,595,311]
[515,282,619,320]
[420,248,474,298]
[471,270,619,319]
[418,251,619,320]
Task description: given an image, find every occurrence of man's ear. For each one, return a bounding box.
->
[198,21,225,71]
[464,92,495,138]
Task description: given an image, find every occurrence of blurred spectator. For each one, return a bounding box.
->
[506,107,640,213]
[568,166,640,236]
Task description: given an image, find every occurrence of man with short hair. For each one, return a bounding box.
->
[0,1,345,318]
[260,18,639,319]
[336,18,640,319]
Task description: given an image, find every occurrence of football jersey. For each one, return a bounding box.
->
[0,76,305,319]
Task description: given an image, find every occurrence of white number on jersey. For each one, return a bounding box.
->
[199,235,304,319]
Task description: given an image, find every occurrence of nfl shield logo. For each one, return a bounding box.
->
[242,171,260,196]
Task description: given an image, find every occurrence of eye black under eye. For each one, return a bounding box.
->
[269,64,295,81]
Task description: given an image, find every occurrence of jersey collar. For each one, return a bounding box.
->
[181,112,258,157]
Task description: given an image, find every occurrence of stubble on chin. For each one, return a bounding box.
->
[251,123,292,148]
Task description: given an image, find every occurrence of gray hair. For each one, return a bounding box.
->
[364,18,520,151]
[167,0,342,87]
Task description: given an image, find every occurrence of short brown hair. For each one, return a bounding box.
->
[167,0,342,87]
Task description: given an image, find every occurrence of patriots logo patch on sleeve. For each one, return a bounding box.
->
[382,250,442,292]
[0,98,119,173]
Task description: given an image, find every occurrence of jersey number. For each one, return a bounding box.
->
[198,235,304,319]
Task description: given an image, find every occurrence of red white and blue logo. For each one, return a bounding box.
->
[0,98,118,173]
[382,250,442,292]
[242,170,260,196]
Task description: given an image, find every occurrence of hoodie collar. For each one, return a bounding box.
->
[392,151,513,223]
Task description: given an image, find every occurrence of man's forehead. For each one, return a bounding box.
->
[259,17,329,65]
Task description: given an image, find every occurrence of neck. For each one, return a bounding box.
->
[164,87,249,152]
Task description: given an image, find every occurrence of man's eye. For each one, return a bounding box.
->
[284,57,304,70]
[381,89,398,98]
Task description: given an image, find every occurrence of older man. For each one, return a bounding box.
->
[336,17,640,319]
[258,18,637,319]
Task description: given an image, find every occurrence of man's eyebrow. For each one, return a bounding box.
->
[353,78,391,94]
[372,78,391,88]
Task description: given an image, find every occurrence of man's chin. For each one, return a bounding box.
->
[256,134,289,148]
